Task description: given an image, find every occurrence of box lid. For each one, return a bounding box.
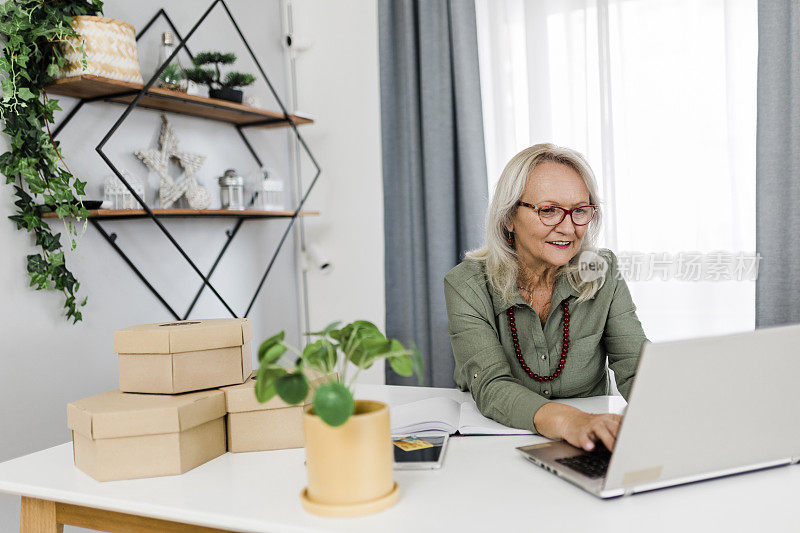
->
[221,369,334,414]
[67,389,226,440]
[114,318,253,354]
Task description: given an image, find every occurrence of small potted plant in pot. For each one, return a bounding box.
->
[183,51,255,103]
[255,320,423,517]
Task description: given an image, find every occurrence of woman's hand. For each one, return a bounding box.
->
[533,402,622,451]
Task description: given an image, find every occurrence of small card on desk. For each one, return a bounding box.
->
[393,436,434,451]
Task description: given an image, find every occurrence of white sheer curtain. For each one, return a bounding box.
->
[476,0,757,342]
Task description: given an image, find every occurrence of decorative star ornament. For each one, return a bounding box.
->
[135,115,211,209]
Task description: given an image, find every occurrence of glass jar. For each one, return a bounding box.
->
[103,170,145,209]
[254,167,285,211]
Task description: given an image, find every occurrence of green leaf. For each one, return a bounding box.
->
[54,204,71,218]
[17,87,35,101]
[222,71,255,89]
[312,382,355,427]
[193,51,237,66]
[22,211,41,230]
[275,372,310,405]
[26,254,47,274]
[258,331,285,362]
[73,178,86,196]
[49,251,64,267]
[261,343,286,365]
[44,98,61,113]
[46,62,60,78]
[29,272,49,290]
[389,354,413,376]
[301,339,338,373]
[254,363,287,403]
[382,339,409,356]
[330,321,385,357]
[255,378,277,404]
[183,66,216,86]
[385,340,424,382]
[333,320,384,340]
[347,336,391,369]
[2,77,15,100]
[8,215,25,229]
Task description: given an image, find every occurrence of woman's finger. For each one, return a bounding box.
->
[592,422,617,451]
[563,431,592,451]
[566,430,595,451]
[604,415,622,433]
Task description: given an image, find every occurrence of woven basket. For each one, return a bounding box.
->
[59,16,144,84]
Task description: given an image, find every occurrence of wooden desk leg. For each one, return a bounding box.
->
[20,497,63,533]
[19,497,234,532]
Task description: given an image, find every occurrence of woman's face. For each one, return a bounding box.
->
[508,161,592,272]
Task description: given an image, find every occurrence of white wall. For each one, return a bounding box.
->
[0,1,297,529]
[0,1,385,529]
[291,0,386,385]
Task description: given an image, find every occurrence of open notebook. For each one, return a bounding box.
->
[389,395,626,436]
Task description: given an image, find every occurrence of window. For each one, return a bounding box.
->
[476,0,757,342]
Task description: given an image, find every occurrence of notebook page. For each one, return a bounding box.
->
[457,401,534,435]
[390,397,461,435]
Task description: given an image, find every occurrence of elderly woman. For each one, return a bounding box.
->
[444,143,648,452]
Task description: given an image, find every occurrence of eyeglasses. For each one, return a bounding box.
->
[516,201,598,226]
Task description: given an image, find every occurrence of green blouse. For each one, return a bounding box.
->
[444,248,648,433]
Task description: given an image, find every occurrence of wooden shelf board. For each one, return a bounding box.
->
[46,75,314,129]
[41,208,319,220]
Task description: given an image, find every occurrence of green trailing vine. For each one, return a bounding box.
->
[0,0,103,323]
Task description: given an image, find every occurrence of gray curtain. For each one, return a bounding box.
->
[756,0,800,327]
[379,0,489,387]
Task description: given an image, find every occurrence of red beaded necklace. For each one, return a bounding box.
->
[506,299,570,382]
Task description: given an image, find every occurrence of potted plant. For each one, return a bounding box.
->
[183,51,255,103]
[158,63,186,92]
[255,320,423,517]
[0,0,103,323]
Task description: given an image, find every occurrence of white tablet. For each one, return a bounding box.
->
[392,434,450,470]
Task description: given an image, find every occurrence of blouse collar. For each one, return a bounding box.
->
[490,272,581,317]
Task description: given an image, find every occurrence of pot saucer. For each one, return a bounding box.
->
[300,482,399,517]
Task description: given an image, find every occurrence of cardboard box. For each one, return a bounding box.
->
[67,389,227,481]
[221,371,333,453]
[114,318,253,394]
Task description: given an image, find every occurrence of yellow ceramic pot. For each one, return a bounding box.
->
[300,400,399,517]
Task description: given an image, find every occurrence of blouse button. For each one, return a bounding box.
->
[540,354,547,360]
[473,372,478,379]
[543,389,550,395]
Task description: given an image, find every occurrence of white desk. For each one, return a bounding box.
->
[0,385,798,532]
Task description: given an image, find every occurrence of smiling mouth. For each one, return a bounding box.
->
[547,241,572,247]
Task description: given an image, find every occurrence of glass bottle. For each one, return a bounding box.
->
[157,31,184,91]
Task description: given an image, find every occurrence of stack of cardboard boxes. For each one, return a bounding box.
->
[67,319,315,481]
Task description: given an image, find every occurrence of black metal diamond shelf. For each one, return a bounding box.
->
[48,1,321,321]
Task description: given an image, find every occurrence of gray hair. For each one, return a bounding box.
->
[466,143,606,304]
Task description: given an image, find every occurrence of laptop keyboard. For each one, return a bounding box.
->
[555,443,612,479]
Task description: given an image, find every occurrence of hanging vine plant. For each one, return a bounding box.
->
[0,0,103,323]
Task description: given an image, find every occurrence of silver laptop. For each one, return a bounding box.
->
[517,323,800,498]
